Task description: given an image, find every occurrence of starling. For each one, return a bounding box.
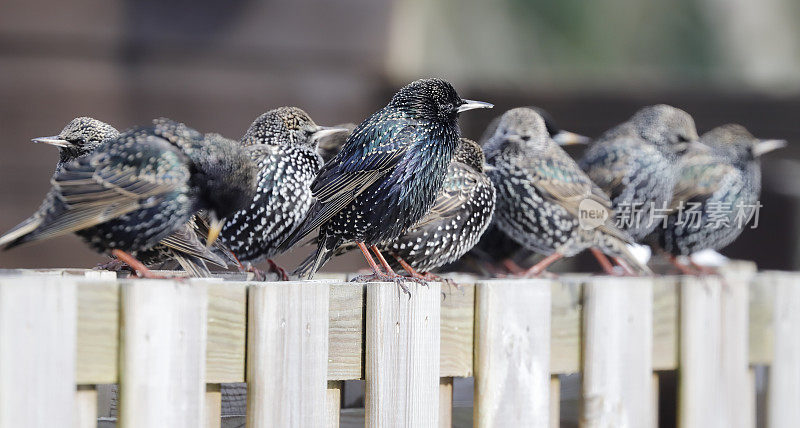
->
[280,78,492,280]
[219,107,346,275]
[484,107,650,276]
[649,124,785,272]
[0,118,257,277]
[579,104,699,242]
[295,138,497,277]
[465,107,590,274]
[29,117,240,277]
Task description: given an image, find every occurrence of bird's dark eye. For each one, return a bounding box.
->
[521,135,530,142]
[677,135,689,143]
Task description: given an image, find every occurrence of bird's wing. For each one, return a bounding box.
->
[525,147,632,243]
[670,155,740,211]
[581,138,640,199]
[411,163,480,229]
[528,148,614,214]
[16,142,189,243]
[278,123,415,251]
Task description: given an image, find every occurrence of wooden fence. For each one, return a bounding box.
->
[0,262,797,427]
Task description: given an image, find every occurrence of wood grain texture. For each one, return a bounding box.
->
[76,279,118,384]
[720,262,757,428]
[328,283,365,380]
[439,378,453,428]
[767,272,800,428]
[365,282,441,428]
[326,381,342,428]
[206,384,221,428]
[75,385,97,428]
[652,277,679,371]
[679,275,724,428]
[246,281,329,427]
[206,282,247,383]
[0,276,77,427]
[581,277,653,428]
[550,278,583,374]
[118,280,208,428]
[440,283,475,377]
[475,279,551,428]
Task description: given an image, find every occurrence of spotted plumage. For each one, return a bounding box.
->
[580,104,699,241]
[380,138,496,271]
[650,124,785,256]
[485,107,649,274]
[282,78,492,279]
[465,107,589,271]
[0,118,257,267]
[220,107,342,263]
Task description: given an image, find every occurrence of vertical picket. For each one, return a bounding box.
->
[474,279,551,428]
[246,281,329,427]
[365,281,441,428]
[767,272,800,428]
[118,280,208,428]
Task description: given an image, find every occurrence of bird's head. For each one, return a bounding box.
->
[241,106,349,151]
[389,78,492,124]
[629,104,699,151]
[484,107,550,159]
[701,124,786,166]
[479,106,589,147]
[33,117,119,164]
[453,138,486,172]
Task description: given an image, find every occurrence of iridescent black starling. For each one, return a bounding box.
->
[219,107,345,275]
[466,107,590,274]
[650,124,784,272]
[379,138,496,274]
[580,104,699,242]
[485,107,650,276]
[0,118,257,277]
[32,116,120,173]
[280,78,492,280]
[296,138,497,277]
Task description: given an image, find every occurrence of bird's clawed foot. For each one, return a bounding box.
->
[110,250,168,279]
[265,259,290,281]
[95,258,133,274]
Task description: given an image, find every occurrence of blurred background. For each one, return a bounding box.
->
[1,0,799,272]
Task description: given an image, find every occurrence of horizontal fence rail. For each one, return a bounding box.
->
[0,262,797,427]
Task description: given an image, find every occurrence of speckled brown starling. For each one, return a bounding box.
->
[0,118,257,277]
[580,104,699,242]
[649,124,784,272]
[280,78,492,280]
[219,107,346,270]
[485,107,650,276]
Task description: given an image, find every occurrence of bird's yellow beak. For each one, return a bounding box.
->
[206,214,225,248]
[552,130,590,146]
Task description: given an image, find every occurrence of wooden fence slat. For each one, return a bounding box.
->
[581,277,653,428]
[205,384,221,428]
[76,280,118,384]
[326,381,342,428]
[118,280,208,428]
[767,272,800,428]
[679,276,723,428]
[75,385,97,428]
[439,378,453,428]
[206,283,247,383]
[0,277,77,427]
[550,376,561,428]
[720,263,756,428]
[475,279,551,428]
[246,281,329,427]
[365,281,441,428]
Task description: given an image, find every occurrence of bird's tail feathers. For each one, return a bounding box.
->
[0,215,44,250]
[292,234,342,280]
[600,234,653,275]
